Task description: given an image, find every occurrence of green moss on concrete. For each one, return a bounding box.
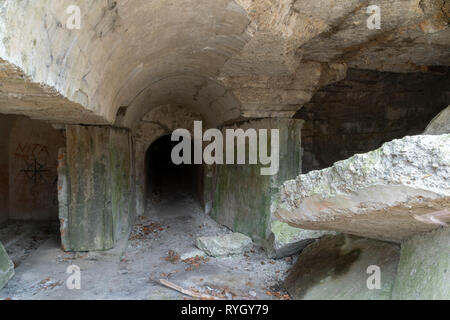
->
[62,125,133,252]
[212,161,271,242]
[109,129,133,243]
[211,119,303,245]
[266,220,335,258]
[0,241,14,290]
[392,227,450,300]
[271,220,304,244]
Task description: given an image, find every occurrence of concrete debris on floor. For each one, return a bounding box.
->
[0,199,293,300]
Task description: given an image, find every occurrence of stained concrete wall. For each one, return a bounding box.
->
[8,117,65,221]
[392,227,450,300]
[60,125,134,252]
[211,119,303,245]
[0,115,16,224]
[0,115,64,223]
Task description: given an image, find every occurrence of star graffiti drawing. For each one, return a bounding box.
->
[20,157,50,185]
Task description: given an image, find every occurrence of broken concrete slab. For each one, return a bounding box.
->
[275,134,450,242]
[196,233,252,257]
[424,105,450,135]
[0,241,14,290]
[284,234,400,300]
[265,221,335,259]
[392,227,450,300]
[211,118,304,249]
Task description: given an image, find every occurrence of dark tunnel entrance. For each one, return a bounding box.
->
[144,135,203,217]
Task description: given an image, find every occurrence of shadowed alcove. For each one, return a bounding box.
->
[144,135,203,217]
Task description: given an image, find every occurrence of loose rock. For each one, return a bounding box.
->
[196,233,252,257]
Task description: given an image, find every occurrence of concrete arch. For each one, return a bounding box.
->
[0,0,250,127]
[134,104,205,215]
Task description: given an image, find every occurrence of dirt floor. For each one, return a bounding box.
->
[0,183,294,300]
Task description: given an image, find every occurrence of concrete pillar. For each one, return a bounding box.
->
[210,118,304,250]
[59,125,134,252]
[392,227,450,299]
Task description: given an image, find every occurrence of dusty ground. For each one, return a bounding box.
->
[0,185,294,300]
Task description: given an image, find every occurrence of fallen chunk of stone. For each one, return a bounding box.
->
[180,249,207,261]
[0,241,14,290]
[284,234,400,300]
[424,105,450,135]
[265,221,335,259]
[196,233,252,257]
[275,135,450,242]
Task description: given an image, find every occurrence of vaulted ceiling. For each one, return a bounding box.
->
[0,0,448,129]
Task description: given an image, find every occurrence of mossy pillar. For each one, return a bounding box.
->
[58,125,134,252]
[211,119,303,245]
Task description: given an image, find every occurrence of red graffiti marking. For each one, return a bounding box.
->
[14,143,50,161]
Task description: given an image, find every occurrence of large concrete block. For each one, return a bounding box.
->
[0,241,14,290]
[211,119,305,251]
[61,125,134,252]
[284,234,400,300]
[392,227,450,300]
[275,135,450,242]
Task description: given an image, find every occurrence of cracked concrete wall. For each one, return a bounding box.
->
[236,0,449,72]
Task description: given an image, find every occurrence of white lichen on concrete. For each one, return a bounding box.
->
[275,134,450,241]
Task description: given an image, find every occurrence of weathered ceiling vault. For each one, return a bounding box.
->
[0,0,448,128]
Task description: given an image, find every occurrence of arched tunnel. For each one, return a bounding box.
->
[144,135,203,217]
[0,0,449,301]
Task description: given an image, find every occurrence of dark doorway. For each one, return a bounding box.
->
[144,135,203,216]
